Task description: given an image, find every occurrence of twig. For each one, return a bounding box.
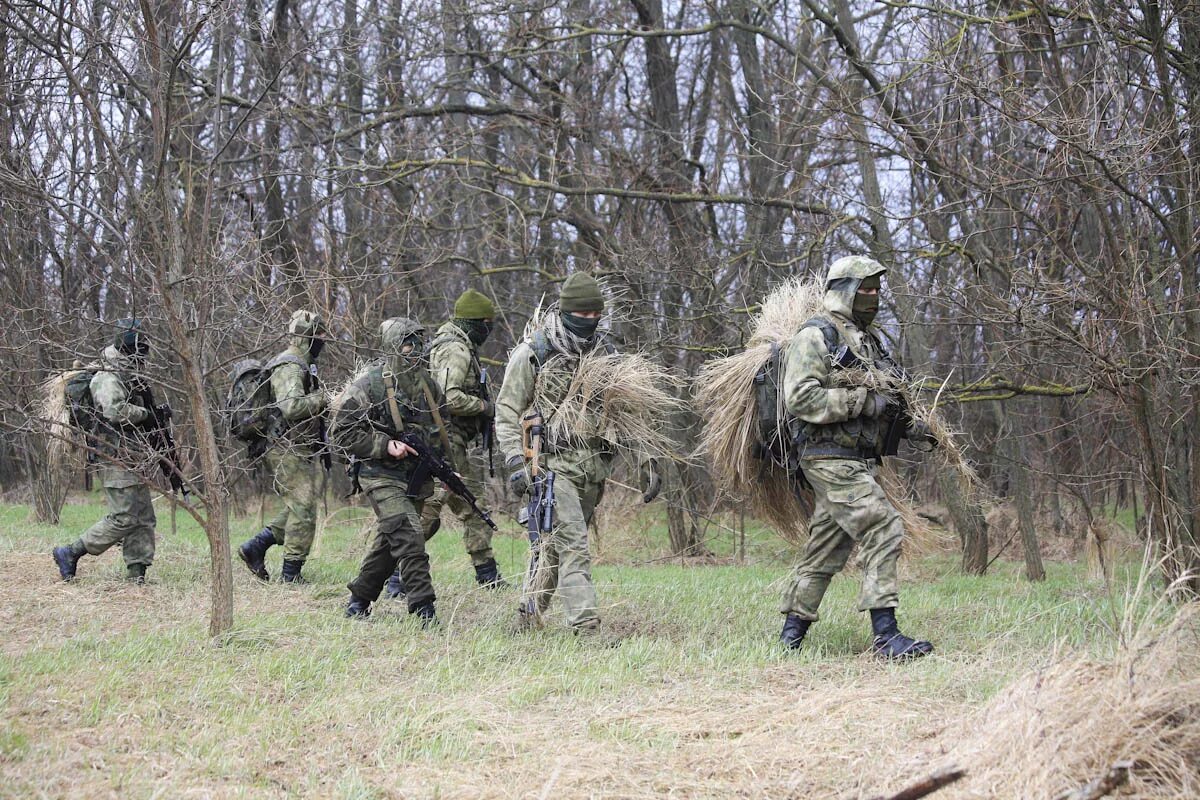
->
[870,766,966,800]
[1054,760,1136,800]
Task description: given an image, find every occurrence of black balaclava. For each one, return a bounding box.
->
[852,274,882,328]
[457,318,493,347]
[561,313,600,341]
[309,337,326,360]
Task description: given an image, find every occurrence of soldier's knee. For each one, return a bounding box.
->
[108,512,138,532]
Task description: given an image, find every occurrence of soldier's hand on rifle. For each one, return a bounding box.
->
[388,440,418,459]
[907,420,938,449]
[860,392,891,418]
[155,403,173,421]
[479,400,496,419]
[641,461,662,504]
[506,454,529,497]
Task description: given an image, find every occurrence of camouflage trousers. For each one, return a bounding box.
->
[779,458,903,621]
[264,448,320,562]
[521,473,603,629]
[419,435,494,566]
[347,475,433,612]
[80,473,156,568]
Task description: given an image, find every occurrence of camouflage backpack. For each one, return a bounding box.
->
[751,319,840,468]
[225,355,308,458]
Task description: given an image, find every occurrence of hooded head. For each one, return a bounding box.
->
[110,318,148,370]
[380,316,426,374]
[288,309,327,361]
[453,289,496,346]
[558,272,605,341]
[823,255,887,328]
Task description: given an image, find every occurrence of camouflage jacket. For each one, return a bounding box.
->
[329,361,450,492]
[90,346,154,485]
[429,321,488,441]
[268,344,326,451]
[495,326,615,489]
[783,288,899,459]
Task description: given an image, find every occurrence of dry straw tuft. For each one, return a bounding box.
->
[695,277,825,542]
[539,350,686,461]
[901,606,1200,799]
[41,369,86,477]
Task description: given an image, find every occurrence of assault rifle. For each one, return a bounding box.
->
[135,386,189,498]
[830,341,912,461]
[517,410,555,617]
[397,432,497,531]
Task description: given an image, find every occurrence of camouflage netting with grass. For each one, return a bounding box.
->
[695,275,975,548]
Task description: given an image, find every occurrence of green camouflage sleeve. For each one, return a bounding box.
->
[91,371,150,427]
[495,342,536,463]
[272,361,326,423]
[432,340,486,417]
[329,378,390,461]
[783,327,862,425]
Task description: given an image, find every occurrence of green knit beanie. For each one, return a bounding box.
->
[559,273,604,313]
[453,289,496,319]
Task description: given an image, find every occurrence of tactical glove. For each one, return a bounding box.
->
[860,392,891,418]
[154,403,173,421]
[506,455,529,497]
[641,462,662,504]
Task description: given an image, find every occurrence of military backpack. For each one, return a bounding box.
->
[64,369,101,433]
[225,355,309,458]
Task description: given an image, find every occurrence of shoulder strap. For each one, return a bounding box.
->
[418,376,453,453]
[381,370,406,434]
[800,317,840,355]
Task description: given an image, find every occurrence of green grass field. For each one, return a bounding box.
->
[0,493,1177,799]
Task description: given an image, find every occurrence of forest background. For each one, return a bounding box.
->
[1,0,1198,632]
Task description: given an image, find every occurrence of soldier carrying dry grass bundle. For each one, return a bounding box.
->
[495,272,681,637]
[700,256,939,660]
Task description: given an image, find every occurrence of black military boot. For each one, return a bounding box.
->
[345,594,371,619]
[280,559,307,585]
[126,564,148,585]
[780,614,811,651]
[410,600,438,629]
[52,540,87,581]
[386,569,406,599]
[237,528,275,582]
[474,558,509,589]
[870,607,934,660]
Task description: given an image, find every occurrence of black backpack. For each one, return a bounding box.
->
[64,369,100,433]
[751,319,840,468]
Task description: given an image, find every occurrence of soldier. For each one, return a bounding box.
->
[495,273,660,635]
[236,309,329,584]
[778,255,935,659]
[335,317,450,626]
[385,289,507,599]
[52,320,165,584]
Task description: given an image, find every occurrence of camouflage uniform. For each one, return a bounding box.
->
[777,256,933,658]
[334,318,450,622]
[237,310,328,583]
[53,332,158,582]
[496,273,626,632]
[420,319,497,569]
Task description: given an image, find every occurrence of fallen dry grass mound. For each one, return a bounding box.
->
[904,608,1200,799]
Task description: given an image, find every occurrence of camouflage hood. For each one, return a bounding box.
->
[287,309,325,361]
[822,255,886,324]
[380,316,426,374]
[101,344,137,374]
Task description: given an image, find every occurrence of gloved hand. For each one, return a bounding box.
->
[506,455,529,497]
[859,392,891,418]
[479,400,495,419]
[154,403,173,421]
[907,419,938,448]
[641,461,662,504]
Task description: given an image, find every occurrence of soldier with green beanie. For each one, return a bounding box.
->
[334,317,450,626]
[495,272,661,635]
[53,320,163,584]
[777,255,935,659]
[236,309,329,584]
[385,288,507,600]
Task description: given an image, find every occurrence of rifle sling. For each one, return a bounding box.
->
[382,371,406,435]
[420,377,453,454]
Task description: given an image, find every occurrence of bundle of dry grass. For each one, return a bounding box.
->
[903,607,1200,799]
[695,277,825,542]
[539,350,685,461]
[41,369,86,477]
